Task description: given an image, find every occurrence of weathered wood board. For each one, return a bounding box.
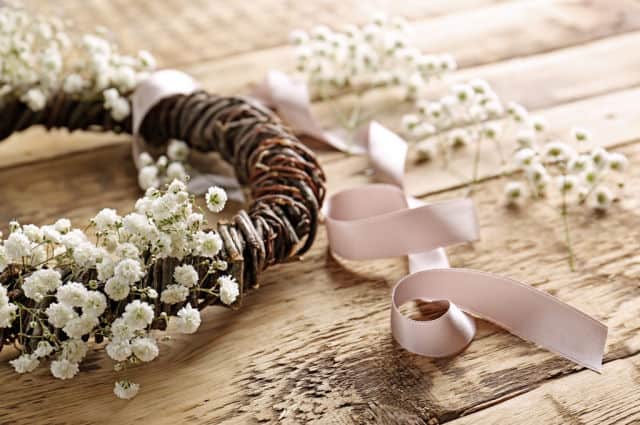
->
[2,1,640,424]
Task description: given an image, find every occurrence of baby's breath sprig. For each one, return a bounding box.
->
[0,179,241,399]
[290,13,456,142]
[504,123,628,270]
[402,74,630,270]
[0,4,155,121]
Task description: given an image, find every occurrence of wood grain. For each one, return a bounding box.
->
[1,1,639,424]
[2,0,640,169]
[0,136,639,424]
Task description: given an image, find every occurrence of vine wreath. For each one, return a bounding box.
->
[0,6,325,400]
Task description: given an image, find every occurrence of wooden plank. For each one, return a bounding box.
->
[23,0,503,67]
[187,1,640,96]
[2,1,640,169]
[0,136,639,423]
[448,354,640,424]
[321,86,640,196]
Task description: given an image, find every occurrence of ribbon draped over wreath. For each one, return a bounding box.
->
[133,70,607,372]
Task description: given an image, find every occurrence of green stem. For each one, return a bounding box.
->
[561,187,576,271]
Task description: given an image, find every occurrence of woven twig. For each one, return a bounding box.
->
[0,91,326,350]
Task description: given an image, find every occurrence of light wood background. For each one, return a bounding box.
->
[2,0,640,423]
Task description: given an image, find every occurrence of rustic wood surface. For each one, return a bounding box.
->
[2,1,640,424]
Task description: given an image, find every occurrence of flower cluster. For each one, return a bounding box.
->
[504,127,628,211]
[137,140,190,190]
[0,180,239,398]
[290,13,456,100]
[401,79,506,163]
[0,5,155,120]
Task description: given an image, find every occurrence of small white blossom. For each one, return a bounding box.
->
[114,380,140,400]
[219,275,240,305]
[56,281,89,307]
[174,264,198,288]
[556,175,579,194]
[50,359,79,380]
[23,269,62,301]
[167,140,190,162]
[197,231,223,258]
[571,127,591,142]
[607,153,628,172]
[34,341,55,358]
[63,314,99,338]
[205,186,227,213]
[131,337,159,362]
[5,232,32,262]
[123,300,154,330]
[174,304,201,334]
[160,284,189,304]
[46,302,77,328]
[84,291,107,317]
[61,339,88,363]
[92,208,120,232]
[21,88,47,111]
[54,218,72,234]
[106,339,132,361]
[10,353,40,374]
[591,186,613,211]
[138,165,159,190]
[114,258,144,285]
[105,276,131,301]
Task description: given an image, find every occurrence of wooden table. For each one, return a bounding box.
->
[2,1,640,423]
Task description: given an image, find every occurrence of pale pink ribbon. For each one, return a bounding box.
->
[253,70,607,371]
[131,70,244,200]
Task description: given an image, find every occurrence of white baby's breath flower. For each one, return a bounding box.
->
[56,281,89,307]
[63,74,87,93]
[174,304,201,334]
[174,264,198,288]
[205,186,227,213]
[54,218,72,234]
[21,88,47,111]
[22,224,44,243]
[114,258,144,285]
[166,162,187,182]
[504,181,526,206]
[46,302,77,328]
[542,141,574,162]
[23,269,62,301]
[556,175,579,194]
[50,359,79,380]
[114,380,140,400]
[160,284,189,304]
[84,291,107,317]
[123,300,154,330]
[63,314,99,338]
[197,231,222,258]
[34,341,55,358]
[105,276,131,301]
[131,337,159,362]
[515,129,536,149]
[571,127,591,142]
[514,148,537,167]
[92,208,120,232]
[591,186,613,211]
[61,339,89,363]
[5,232,32,262]
[530,115,548,133]
[218,275,240,305]
[590,147,609,170]
[106,339,132,361]
[110,317,135,340]
[10,353,40,374]
[167,140,190,162]
[138,165,159,190]
[448,129,471,149]
[607,152,628,172]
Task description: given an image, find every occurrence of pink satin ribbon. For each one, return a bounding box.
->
[253,71,608,371]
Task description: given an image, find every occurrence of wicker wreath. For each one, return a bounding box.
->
[0,83,325,400]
